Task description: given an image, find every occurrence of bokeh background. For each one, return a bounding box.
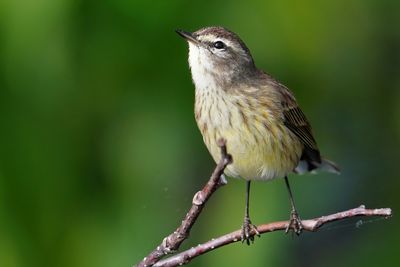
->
[0,0,399,266]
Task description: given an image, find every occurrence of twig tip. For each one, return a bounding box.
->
[217,138,226,147]
[383,208,392,218]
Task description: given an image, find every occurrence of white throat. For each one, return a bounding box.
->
[188,43,218,91]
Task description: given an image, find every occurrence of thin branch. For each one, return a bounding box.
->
[134,141,393,267]
[154,205,392,267]
[135,139,232,267]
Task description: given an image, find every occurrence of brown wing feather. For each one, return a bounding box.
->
[258,71,322,166]
[282,103,317,150]
[278,84,322,165]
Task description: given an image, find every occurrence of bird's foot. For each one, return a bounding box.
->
[285,209,303,235]
[241,216,260,245]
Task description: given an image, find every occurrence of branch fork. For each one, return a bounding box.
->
[134,139,392,267]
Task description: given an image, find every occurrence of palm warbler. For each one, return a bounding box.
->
[176,26,339,243]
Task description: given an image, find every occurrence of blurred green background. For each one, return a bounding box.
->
[0,0,399,266]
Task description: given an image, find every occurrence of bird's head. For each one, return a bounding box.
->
[177,26,257,89]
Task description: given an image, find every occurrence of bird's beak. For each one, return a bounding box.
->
[176,29,199,45]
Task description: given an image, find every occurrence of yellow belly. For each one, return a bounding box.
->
[204,122,302,181]
[195,89,303,181]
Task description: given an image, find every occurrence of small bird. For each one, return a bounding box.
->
[176,26,339,244]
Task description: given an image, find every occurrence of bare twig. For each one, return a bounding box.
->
[154,205,392,267]
[135,139,232,267]
[134,140,393,267]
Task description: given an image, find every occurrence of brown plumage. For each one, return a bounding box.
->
[177,26,339,241]
[263,72,323,172]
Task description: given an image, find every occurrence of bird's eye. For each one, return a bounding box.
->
[213,41,225,49]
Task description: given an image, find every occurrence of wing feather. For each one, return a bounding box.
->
[278,84,322,164]
[256,71,322,166]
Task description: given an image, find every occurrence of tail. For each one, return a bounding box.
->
[294,157,340,175]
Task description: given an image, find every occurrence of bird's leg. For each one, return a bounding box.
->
[241,180,260,245]
[284,176,303,235]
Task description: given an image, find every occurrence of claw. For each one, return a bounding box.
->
[285,209,303,235]
[241,217,260,245]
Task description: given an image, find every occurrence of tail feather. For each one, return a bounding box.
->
[294,157,340,175]
[318,158,340,174]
